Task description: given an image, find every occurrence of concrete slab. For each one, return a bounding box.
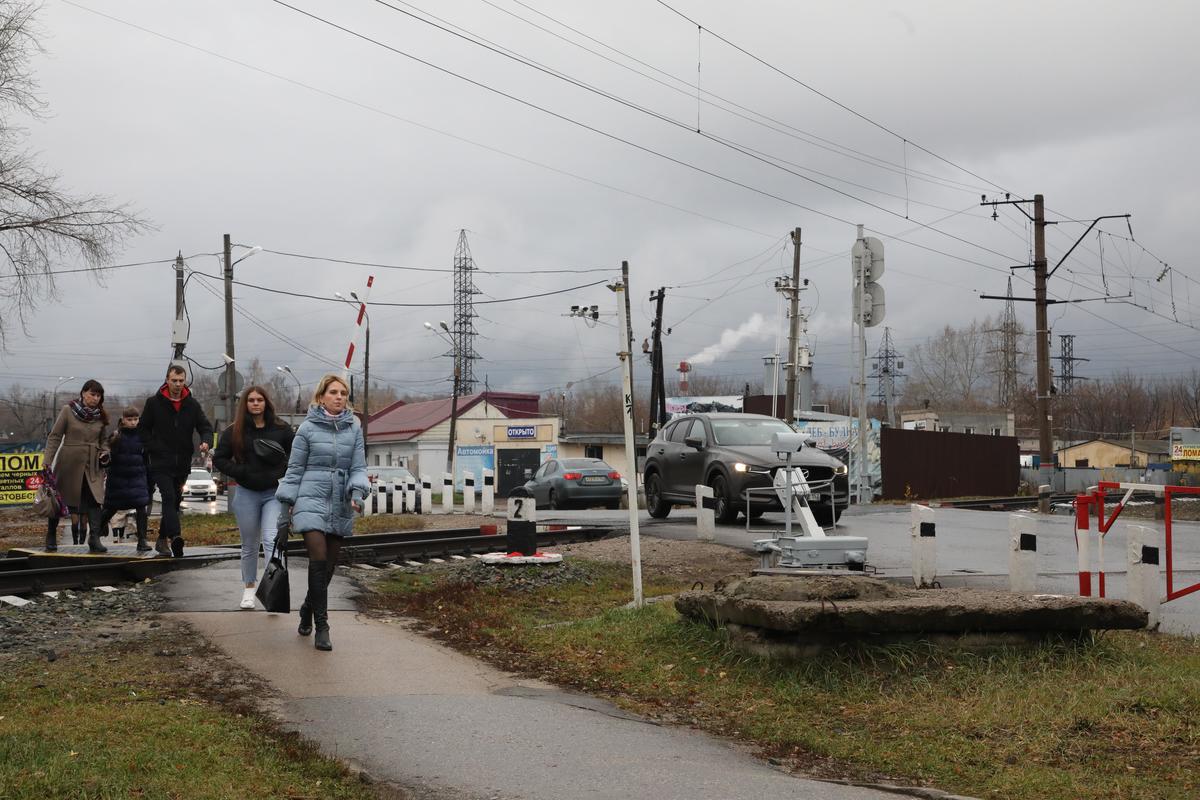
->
[637,505,1200,638]
[164,563,903,800]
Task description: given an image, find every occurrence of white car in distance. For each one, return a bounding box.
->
[183,469,219,502]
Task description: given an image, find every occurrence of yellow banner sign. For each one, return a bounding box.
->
[0,449,45,505]
[1171,444,1200,461]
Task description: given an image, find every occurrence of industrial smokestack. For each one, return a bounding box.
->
[678,361,691,395]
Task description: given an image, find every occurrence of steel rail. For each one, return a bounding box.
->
[0,527,615,596]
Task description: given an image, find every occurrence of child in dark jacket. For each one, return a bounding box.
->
[101,406,153,552]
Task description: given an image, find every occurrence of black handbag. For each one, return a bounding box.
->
[255,533,290,613]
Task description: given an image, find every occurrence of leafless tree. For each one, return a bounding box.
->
[901,320,993,409]
[0,1,148,345]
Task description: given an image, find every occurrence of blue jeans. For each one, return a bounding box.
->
[230,486,282,585]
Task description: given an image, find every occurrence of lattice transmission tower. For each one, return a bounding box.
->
[870,327,904,426]
[1057,334,1088,395]
[995,276,1021,407]
[452,229,480,394]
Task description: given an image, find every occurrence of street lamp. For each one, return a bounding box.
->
[424,321,459,474]
[335,292,371,444]
[223,239,262,430]
[277,365,302,416]
[48,375,75,431]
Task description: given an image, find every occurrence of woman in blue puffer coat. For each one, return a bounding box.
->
[275,374,370,652]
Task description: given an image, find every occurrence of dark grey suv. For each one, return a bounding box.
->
[642,413,849,525]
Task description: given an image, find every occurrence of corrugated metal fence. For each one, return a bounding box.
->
[881,428,1019,500]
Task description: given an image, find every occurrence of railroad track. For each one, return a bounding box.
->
[935,490,1158,511]
[0,526,615,597]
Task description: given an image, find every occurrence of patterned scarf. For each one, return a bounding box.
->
[70,398,103,423]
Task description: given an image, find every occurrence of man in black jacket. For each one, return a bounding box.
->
[138,365,213,557]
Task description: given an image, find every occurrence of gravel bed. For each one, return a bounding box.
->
[0,579,168,662]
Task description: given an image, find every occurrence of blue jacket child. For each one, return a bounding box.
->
[101,407,153,551]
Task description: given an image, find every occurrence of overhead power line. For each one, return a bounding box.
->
[260,248,613,275]
[651,0,1013,196]
[268,0,1024,272]
[343,0,1024,265]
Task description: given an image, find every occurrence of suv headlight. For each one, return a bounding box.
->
[833,464,848,475]
[733,462,749,473]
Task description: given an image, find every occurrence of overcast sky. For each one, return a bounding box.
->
[3,0,1198,405]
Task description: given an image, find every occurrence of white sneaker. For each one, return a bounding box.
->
[240,588,256,609]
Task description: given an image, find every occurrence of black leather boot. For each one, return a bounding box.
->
[71,520,81,545]
[309,560,331,651]
[45,519,57,552]
[136,533,152,552]
[297,598,313,636]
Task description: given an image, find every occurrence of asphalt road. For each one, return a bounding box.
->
[537,503,1200,637]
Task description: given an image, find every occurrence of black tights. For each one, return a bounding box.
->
[302,530,342,565]
[51,483,104,541]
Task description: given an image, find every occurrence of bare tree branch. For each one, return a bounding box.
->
[0,1,149,346]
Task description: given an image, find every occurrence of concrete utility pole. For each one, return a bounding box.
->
[613,261,644,608]
[172,251,186,363]
[223,233,236,429]
[783,227,802,423]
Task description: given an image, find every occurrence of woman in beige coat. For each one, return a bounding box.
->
[44,379,111,552]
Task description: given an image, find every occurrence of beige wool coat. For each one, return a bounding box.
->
[44,405,110,508]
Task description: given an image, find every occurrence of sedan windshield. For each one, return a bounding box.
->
[709,418,795,446]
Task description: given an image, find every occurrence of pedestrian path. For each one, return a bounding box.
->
[160,560,921,800]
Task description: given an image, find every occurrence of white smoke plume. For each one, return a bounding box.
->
[686,313,772,366]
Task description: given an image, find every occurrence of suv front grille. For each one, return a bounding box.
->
[768,465,834,486]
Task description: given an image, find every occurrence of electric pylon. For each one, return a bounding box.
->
[1057,334,1088,395]
[870,327,903,427]
[452,229,480,394]
[996,277,1020,407]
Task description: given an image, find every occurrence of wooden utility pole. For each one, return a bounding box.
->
[783,227,802,423]
[981,195,1128,482]
[1032,194,1051,469]
[648,287,667,435]
[223,233,236,430]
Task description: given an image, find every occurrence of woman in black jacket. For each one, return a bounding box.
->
[212,386,294,610]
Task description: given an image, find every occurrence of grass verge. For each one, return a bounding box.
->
[0,633,380,800]
[369,561,1200,800]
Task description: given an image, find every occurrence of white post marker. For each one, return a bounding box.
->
[462,471,475,514]
[481,468,495,515]
[695,484,716,542]
[507,495,537,522]
[1126,524,1161,629]
[420,475,432,515]
[613,267,643,607]
[442,472,454,514]
[403,478,415,514]
[1008,513,1038,593]
[361,489,375,517]
[910,503,937,588]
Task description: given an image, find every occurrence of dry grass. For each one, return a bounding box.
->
[370,561,1200,800]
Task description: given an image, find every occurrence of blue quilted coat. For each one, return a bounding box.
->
[104,429,151,510]
[275,406,370,537]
